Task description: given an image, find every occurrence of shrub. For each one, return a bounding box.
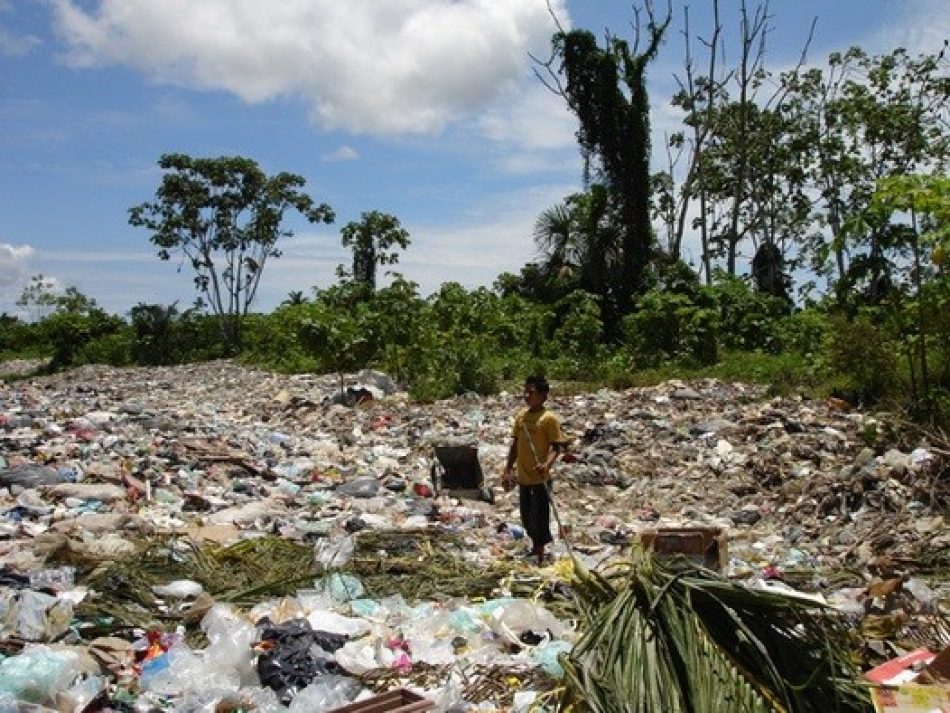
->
[623,289,718,367]
[821,314,900,405]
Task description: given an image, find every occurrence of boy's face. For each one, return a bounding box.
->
[523,383,546,410]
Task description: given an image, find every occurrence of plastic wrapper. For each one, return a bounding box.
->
[143,642,241,697]
[306,609,370,637]
[531,640,573,678]
[202,604,260,686]
[55,674,105,712]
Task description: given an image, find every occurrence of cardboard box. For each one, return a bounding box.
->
[329,688,434,713]
[870,683,949,712]
[639,527,727,571]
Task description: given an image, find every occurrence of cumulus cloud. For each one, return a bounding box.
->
[0,243,34,287]
[0,243,36,315]
[477,84,576,151]
[322,145,359,162]
[50,0,569,136]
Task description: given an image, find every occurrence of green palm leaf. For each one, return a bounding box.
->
[559,556,873,713]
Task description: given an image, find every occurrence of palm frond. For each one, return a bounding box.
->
[559,555,873,713]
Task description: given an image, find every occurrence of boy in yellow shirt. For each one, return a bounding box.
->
[501,375,566,565]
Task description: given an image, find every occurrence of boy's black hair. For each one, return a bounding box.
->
[524,375,550,395]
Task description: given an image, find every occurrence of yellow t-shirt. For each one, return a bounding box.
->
[511,407,565,485]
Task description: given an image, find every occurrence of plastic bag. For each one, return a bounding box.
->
[531,640,573,678]
[152,579,204,599]
[202,604,260,686]
[315,572,364,603]
[314,535,355,568]
[288,675,363,713]
[334,640,379,675]
[56,675,105,712]
[0,645,81,705]
[143,642,241,697]
[306,609,370,637]
[256,617,347,705]
[3,589,74,641]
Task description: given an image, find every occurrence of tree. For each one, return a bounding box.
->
[16,274,58,322]
[785,46,949,296]
[867,173,950,417]
[338,211,410,291]
[39,287,121,369]
[537,2,670,313]
[128,302,183,365]
[282,290,307,306]
[664,1,815,284]
[129,154,334,352]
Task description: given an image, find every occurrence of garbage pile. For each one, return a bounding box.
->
[0,359,947,711]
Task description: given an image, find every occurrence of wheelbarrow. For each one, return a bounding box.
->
[430,444,495,504]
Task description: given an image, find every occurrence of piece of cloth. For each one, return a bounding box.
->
[510,408,565,486]
[519,482,553,549]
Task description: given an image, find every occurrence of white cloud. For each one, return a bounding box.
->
[321,145,359,162]
[50,0,570,136]
[0,243,35,287]
[477,83,576,151]
[0,243,36,316]
[0,25,41,56]
[864,0,950,56]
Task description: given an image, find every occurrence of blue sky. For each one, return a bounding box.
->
[1,0,947,318]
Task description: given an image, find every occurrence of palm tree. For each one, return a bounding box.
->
[281,290,306,306]
[534,186,623,327]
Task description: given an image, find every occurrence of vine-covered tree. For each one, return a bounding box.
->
[338,211,410,291]
[537,3,670,314]
[129,154,334,352]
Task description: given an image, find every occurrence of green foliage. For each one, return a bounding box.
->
[533,187,622,328]
[367,275,429,386]
[298,300,376,393]
[772,307,831,355]
[708,273,792,353]
[624,286,718,368]
[42,306,124,369]
[241,306,319,373]
[546,290,604,378]
[822,313,900,405]
[562,556,871,713]
[82,328,134,366]
[0,316,45,358]
[129,303,187,366]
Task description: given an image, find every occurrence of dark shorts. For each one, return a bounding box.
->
[519,482,552,548]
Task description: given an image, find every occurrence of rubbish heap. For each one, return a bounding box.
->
[0,359,946,712]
